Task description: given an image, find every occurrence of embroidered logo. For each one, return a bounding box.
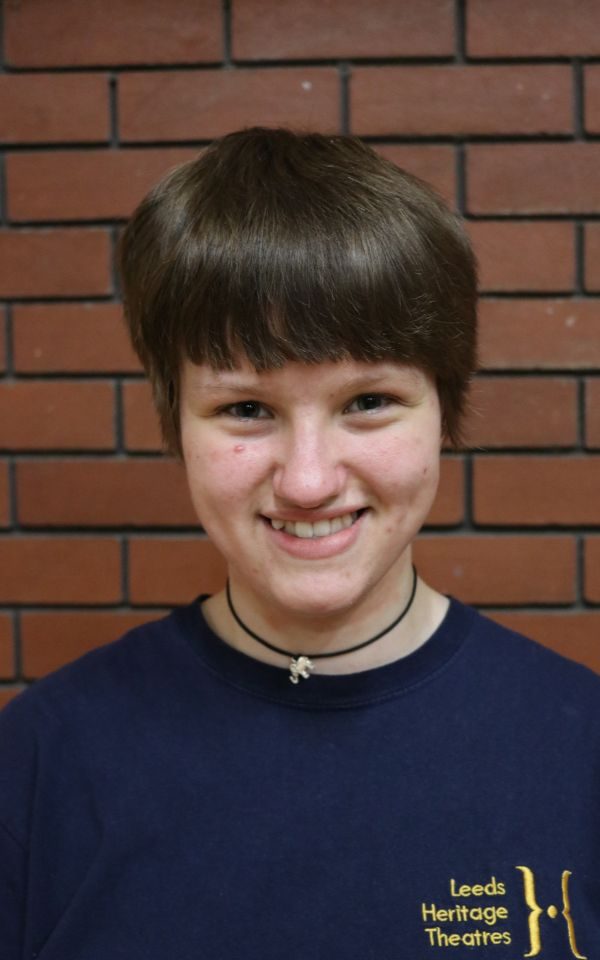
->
[516,866,587,959]
[420,875,511,948]
[418,867,588,955]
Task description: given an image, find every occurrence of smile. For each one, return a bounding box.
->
[268,511,361,539]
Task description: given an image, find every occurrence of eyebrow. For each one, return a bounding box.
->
[335,369,424,393]
[193,365,424,396]
[338,372,406,388]
[195,379,268,396]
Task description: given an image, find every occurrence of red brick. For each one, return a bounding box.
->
[0,311,5,373]
[0,381,114,451]
[585,537,600,602]
[468,222,574,293]
[584,224,600,291]
[586,379,600,448]
[468,144,600,215]
[5,0,221,67]
[352,65,571,137]
[415,534,575,604]
[479,300,600,370]
[0,308,5,373]
[463,377,577,449]
[123,381,163,452]
[490,611,600,676]
[374,145,456,207]
[468,0,600,57]
[13,303,139,374]
[119,69,340,142]
[586,65,600,133]
[234,0,454,58]
[474,456,600,526]
[0,688,25,710]
[17,459,196,527]
[0,74,108,144]
[0,230,111,298]
[0,615,15,678]
[7,148,199,222]
[425,458,463,526]
[129,537,227,604]
[0,461,9,528]
[0,537,121,603]
[21,609,164,678]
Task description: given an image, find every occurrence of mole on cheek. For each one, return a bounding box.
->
[233,444,245,454]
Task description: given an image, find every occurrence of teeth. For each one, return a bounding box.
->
[270,511,360,539]
[293,521,314,539]
[312,520,331,537]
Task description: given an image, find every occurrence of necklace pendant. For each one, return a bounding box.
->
[289,655,314,684]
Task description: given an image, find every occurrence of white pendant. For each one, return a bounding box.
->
[289,656,314,684]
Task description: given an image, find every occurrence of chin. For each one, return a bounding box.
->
[267,576,370,621]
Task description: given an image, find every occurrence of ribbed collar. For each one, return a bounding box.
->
[176,596,477,710]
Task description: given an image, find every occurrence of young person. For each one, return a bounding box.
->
[1,128,598,958]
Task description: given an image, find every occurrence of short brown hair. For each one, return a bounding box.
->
[119,127,477,455]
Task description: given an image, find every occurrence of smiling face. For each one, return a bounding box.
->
[180,357,442,631]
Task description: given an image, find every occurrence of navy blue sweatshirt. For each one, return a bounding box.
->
[1,597,599,959]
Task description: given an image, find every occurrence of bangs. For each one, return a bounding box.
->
[140,140,467,377]
[177,220,435,373]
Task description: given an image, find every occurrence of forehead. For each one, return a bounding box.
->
[180,357,435,398]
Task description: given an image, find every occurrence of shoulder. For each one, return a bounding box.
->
[464,602,598,680]
[0,602,199,732]
[455,599,600,718]
[0,602,205,848]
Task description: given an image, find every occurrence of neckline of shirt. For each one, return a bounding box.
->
[175,595,477,710]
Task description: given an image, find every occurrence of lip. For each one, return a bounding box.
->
[261,509,367,560]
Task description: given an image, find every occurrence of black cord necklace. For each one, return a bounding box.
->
[225,565,419,684]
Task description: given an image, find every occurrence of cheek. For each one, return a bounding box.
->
[183,439,268,511]
[361,442,438,541]
[370,435,441,499]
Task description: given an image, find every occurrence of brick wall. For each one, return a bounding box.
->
[1,0,600,702]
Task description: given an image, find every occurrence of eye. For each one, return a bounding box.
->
[345,393,394,414]
[221,401,270,420]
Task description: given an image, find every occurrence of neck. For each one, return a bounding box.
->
[201,567,449,676]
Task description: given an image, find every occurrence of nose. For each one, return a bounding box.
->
[272,420,346,508]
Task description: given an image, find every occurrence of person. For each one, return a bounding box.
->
[0,128,598,959]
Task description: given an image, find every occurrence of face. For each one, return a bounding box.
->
[179,357,442,626]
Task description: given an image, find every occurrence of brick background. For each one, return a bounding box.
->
[587,379,600,448]
[2,0,600,704]
[467,144,600,215]
[352,65,572,137]
[585,537,600,602]
[0,230,111,298]
[0,462,9,528]
[6,149,199,222]
[0,75,109,143]
[12,304,139,373]
[467,223,575,293]
[4,0,222,67]
[232,0,455,59]
[0,381,115,450]
[467,0,600,58]
[118,69,340,141]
